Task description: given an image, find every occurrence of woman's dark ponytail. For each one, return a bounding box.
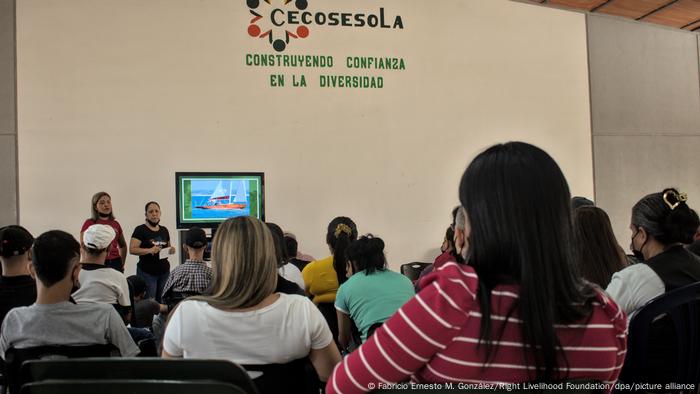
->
[326,217,358,285]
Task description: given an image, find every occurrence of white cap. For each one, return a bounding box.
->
[83,224,116,250]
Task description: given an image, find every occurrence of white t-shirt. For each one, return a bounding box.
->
[278,263,305,290]
[163,293,332,364]
[73,264,131,306]
[606,263,664,316]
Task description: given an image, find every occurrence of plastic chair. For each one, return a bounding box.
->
[20,379,247,394]
[243,357,321,394]
[619,281,700,388]
[20,358,258,394]
[400,262,431,282]
[4,345,116,394]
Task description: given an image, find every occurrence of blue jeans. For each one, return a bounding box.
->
[137,267,169,303]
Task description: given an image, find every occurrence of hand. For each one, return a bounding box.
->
[151,246,161,255]
[169,246,176,255]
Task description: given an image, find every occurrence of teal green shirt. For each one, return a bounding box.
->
[335,269,415,342]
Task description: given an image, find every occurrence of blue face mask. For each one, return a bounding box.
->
[630,228,646,260]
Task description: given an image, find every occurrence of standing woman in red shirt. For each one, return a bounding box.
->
[327,142,627,394]
[80,192,128,272]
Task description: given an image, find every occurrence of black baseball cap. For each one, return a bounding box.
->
[0,225,34,258]
[185,227,207,248]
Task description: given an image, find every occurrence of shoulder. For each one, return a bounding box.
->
[131,224,147,236]
[611,263,658,284]
[80,219,94,231]
[419,261,479,299]
[303,256,331,273]
[590,288,627,334]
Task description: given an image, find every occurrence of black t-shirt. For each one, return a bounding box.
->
[0,275,37,325]
[131,224,171,275]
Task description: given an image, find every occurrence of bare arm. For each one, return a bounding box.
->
[130,238,160,256]
[309,342,341,382]
[161,350,181,359]
[336,310,352,350]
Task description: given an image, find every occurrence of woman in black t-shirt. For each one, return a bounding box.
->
[129,201,174,302]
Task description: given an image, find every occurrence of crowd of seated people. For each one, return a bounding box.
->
[2,141,700,394]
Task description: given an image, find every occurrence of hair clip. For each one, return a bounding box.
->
[663,189,688,210]
[334,223,353,238]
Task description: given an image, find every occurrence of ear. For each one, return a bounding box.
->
[28,261,36,280]
[638,227,648,243]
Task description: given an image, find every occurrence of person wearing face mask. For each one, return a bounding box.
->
[129,201,175,303]
[80,192,128,272]
[327,142,626,394]
[606,188,700,315]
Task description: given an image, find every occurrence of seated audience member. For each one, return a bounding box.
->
[415,208,463,291]
[267,223,305,295]
[161,227,213,306]
[302,217,358,304]
[127,275,165,329]
[571,196,595,210]
[72,224,131,319]
[606,188,700,315]
[0,230,138,358]
[152,227,212,344]
[0,226,36,325]
[327,142,627,393]
[284,232,314,271]
[687,226,700,256]
[572,206,628,288]
[335,234,414,349]
[162,216,341,382]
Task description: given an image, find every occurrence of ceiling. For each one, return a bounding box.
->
[525,0,700,32]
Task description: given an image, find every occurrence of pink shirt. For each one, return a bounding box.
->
[327,262,627,394]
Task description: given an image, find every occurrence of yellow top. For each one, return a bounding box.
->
[301,255,339,304]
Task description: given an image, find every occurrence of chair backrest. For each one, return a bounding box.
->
[21,358,258,394]
[5,345,116,394]
[20,379,247,394]
[243,357,320,394]
[400,262,431,281]
[316,302,339,344]
[620,281,700,386]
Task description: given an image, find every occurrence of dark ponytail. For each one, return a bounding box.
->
[632,188,699,245]
[346,234,387,275]
[326,217,358,285]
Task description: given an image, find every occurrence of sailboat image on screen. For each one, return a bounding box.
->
[195,180,247,210]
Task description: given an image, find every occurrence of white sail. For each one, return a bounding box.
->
[209,181,229,202]
[232,180,247,203]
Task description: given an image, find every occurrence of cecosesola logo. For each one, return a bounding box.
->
[247,0,404,52]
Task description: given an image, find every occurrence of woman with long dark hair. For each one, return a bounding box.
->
[606,188,700,314]
[572,206,628,288]
[301,217,357,305]
[327,142,627,393]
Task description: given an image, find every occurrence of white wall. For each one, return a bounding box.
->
[16,0,592,273]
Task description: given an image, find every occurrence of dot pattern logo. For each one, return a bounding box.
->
[247,0,310,52]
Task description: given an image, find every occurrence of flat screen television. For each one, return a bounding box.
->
[176,172,265,229]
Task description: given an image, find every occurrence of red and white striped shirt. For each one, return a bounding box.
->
[327,262,627,394]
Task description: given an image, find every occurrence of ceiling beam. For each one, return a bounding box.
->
[680,17,700,29]
[590,0,614,12]
[636,0,679,21]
